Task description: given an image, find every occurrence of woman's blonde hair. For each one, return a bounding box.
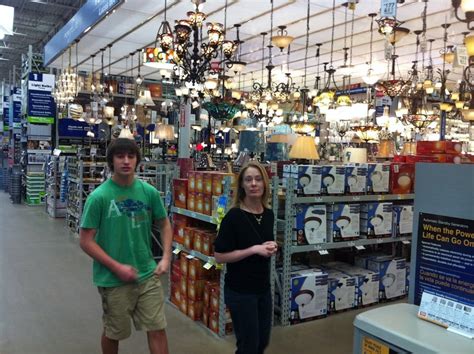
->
[233,161,271,209]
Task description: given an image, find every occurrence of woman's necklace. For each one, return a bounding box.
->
[242,202,264,225]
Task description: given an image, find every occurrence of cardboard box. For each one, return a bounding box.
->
[321,165,345,195]
[171,262,181,283]
[354,252,387,269]
[323,268,357,312]
[196,172,204,193]
[392,205,413,236]
[416,141,462,155]
[202,232,216,256]
[328,204,360,241]
[367,163,390,193]
[187,279,205,301]
[187,192,195,211]
[183,227,195,250]
[180,253,189,278]
[294,204,327,245]
[180,276,188,298]
[179,296,188,314]
[193,230,203,254]
[203,173,213,195]
[188,171,196,192]
[203,194,212,215]
[344,164,367,194]
[285,268,328,323]
[295,165,323,195]
[203,281,213,307]
[361,202,393,237]
[195,193,204,214]
[202,307,209,326]
[187,299,203,321]
[172,214,188,244]
[212,173,234,196]
[390,163,415,194]
[170,282,181,307]
[188,258,204,280]
[209,311,219,334]
[210,286,220,313]
[173,179,188,208]
[368,256,406,300]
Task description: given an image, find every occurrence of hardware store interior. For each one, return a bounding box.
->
[0,0,473,353]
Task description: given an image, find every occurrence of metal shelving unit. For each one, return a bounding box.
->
[170,206,216,224]
[276,177,415,327]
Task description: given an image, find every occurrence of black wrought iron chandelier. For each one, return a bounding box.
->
[452,0,474,30]
[145,0,241,85]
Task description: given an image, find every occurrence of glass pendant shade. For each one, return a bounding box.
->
[188,11,206,27]
[272,26,294,51]
[461,0,474,13]
[387,27,410,44]
[135,89,155,106]
[465,34,474,57]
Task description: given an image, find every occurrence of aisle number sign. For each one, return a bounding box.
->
[381,0,397,18]
[362,337,390,354]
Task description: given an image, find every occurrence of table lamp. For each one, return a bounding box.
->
[289,136,320,162]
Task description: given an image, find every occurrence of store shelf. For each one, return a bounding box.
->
[28,136,52,141]
[290,236,412,254]
[293,194,415,204]
[172,242,217,265]
[170,206,216,225]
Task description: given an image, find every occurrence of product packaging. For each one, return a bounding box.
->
[188,171,196,192]
[295,165,323,195]
[196,172,204,193]
[187,192,195,211]
[390,163,415,194]
[361,202,393,237]
[187,279,205,301]
[294,204,327,245]
[367,256,406,300]
[203,173,213,195]
[187,299,203,321]
[328,204,360,242]
[173,179,188,208]
[367,163,390,193]
[344,163,367,194]
[195,193,204,214]
[392,204,414,237]
[322,268,357,312]
[321,165,346,195]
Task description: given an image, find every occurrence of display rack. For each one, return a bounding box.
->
[276,177,415,327]
[137,162,178,198]
[45,155,68,217]
[66,155,106,235]
[169,175,233,337]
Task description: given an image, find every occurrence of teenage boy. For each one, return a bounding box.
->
[80,138,172,354]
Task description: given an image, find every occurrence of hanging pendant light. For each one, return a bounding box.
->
[363,13,383,85]
[272,25,294,52]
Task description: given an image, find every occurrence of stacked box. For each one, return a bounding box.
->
[367,256,406,300]
[367,163,390,193]
[361,202,393,238]
[172,214,189,244]
[294,204,327,245]
[344,164,367,194]
[173,179,188,208]
[390,163,415,194]
[295,165,323,195]
[328,204,360,242]
[392,204,414,237]
[321,165,345,195]
[322,268,357,312]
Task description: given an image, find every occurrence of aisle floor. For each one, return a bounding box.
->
[0,192,402,354]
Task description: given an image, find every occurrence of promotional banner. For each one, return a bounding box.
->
[10,87,22,128]
[58,118,98,138]
[27,73,56,124]
[414,213,474,306]
[3,96,9,131]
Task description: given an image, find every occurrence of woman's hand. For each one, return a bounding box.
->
[253,242,278,257]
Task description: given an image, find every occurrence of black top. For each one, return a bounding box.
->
[214,207,275,294]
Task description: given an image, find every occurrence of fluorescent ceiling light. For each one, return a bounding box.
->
[0,5,14,36]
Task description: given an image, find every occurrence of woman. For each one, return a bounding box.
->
[214,162,278,354]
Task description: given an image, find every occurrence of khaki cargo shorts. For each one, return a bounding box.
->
[98,275,167,340]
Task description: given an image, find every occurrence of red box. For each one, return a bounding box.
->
[188,258,204,280]
[204,173,213,195]
[187,299,203,321]
[180,276,188,298]
[196,172,204,193]
[180,253,189,278]
[173,179,188,208]
[187,192,195,211]
[416,141,462,155]
[184,227,195,250]
[177,158,194,179]
[193,230,203,254]
[201,232,216,256]
[187,279,205,301]
[203,281,212,307]
[202,307,209,327]
[210,287,220,312]
[179,296,188,314]
[171,262,181,283]
[431,154,462,164]
[393,155,406,163]
[405,155,438,163]
[390,163,415,194]
[195,193,204,214]
[209,311,219,334]
[203,195,212,216]
[170,283,181,307]
[188,171,196,192]
[172,214,188,244]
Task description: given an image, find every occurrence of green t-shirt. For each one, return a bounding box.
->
[80,178,167,287]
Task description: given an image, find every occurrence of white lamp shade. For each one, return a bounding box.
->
[155,124,175,141]
[135,89,155,106]
[289,136,320,160]
[343,148,367,163]
[119,127,134,140]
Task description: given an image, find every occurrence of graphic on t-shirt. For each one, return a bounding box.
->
[107,198,151,229]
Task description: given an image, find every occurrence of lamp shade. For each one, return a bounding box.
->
[465,34,474,58]
[401,142,417,155]
[289,136,319,160]
[135,89,155,106]
[118,127,134,140]
[342,148,367,163]
[377,140,396,158]
[155,124,175,141]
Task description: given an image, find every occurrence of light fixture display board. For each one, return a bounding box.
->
[27,73,55,124]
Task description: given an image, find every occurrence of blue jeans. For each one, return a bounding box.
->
[224,286,272,354]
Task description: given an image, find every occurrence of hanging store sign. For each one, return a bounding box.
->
[44,0,123,66]
[58,118,98,138]
[3,96,9,130]
[27,73,56,124]
[9,87,22,127]
[380,0,397,18]
[414,213,474,307]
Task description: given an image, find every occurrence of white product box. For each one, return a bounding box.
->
[392,205,414,236]
[367,163,390,193]
[295,165,322,195]
[368,256,406,300]
[329,264,380,306]
[328,204,360,241]
[294,204,327,245]
[344,163,367,194]
[321,165,345,195]
[322,268,357,312]
[361,202,393,237]
[354,253,387,269]
[286,268,329,323]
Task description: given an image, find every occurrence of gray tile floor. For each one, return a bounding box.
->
[0,192,403,353]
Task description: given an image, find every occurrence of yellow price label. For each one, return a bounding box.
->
[362,336,389,354]
[172,248,181,255]
[203,262,213,270]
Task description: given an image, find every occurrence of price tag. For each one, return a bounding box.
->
[352,196,361,201]
[53,148,61,156]
[348,241,356,247]
[173,248,181,255]
[315,197,323,203]
[355,245,366,250]
[381,0,397,18]
[190,212,197,218]
[402,240,411,245]
[90,147,97,156]
[318,250,329,255]
[376,238,384,244]
[186,254,195,259]
[215,263,224,270]
[203,262,213,270]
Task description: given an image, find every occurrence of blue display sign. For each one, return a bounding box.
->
[58,118,99,138]
[27,73,56,124]
[44,0,123,65]
[414,213,474,307]
[381,0,397,18]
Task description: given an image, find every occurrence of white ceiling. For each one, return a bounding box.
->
[47,0,471,91]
